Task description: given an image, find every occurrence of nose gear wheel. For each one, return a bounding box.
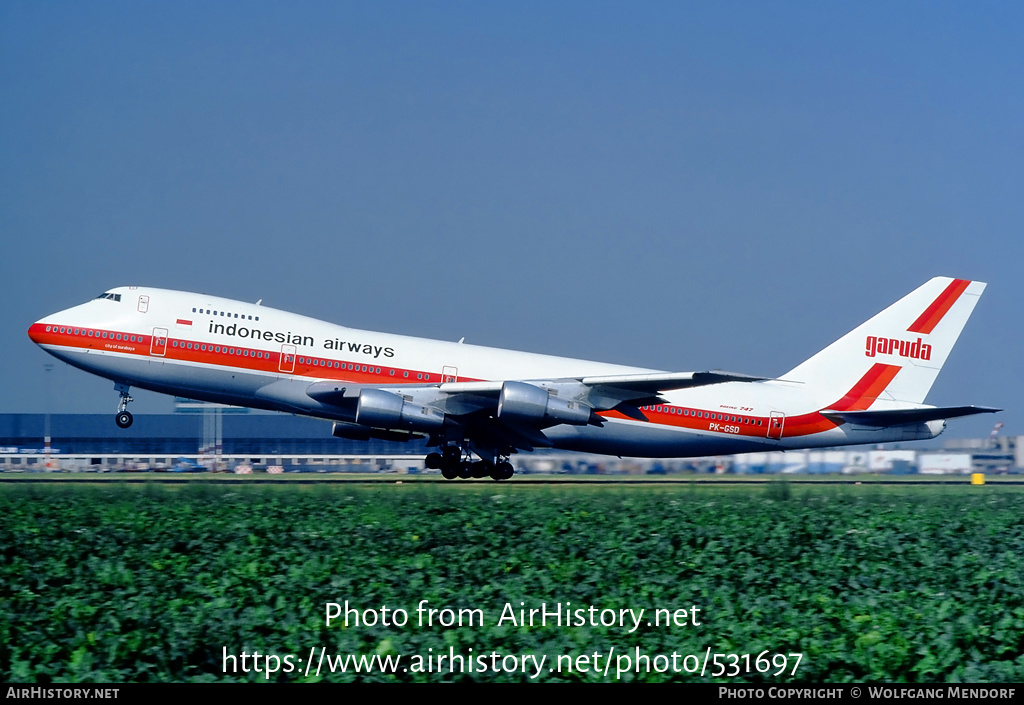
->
[114,384,134,428]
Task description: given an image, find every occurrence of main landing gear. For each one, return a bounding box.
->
[425,444,515,481]
[115,383,134,429]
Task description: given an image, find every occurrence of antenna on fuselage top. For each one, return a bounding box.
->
[255,299,262,306]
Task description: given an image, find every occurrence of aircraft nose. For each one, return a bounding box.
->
[28,320,47,345]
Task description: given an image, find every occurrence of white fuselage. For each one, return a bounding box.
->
[28,286,946,458]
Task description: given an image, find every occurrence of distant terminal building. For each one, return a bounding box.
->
[0,412,428,456]
[0,412,1019,475]
[0,412,430,473]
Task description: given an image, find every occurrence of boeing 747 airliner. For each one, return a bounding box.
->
[28,278,997,480]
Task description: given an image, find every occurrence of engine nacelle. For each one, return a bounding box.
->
[355,388,445,431]
[497,381,591,425]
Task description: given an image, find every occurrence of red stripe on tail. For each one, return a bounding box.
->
[908,279,969,334]
[831,363,902,411]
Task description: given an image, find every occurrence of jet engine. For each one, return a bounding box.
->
[497,381,592,425]
[355,388,446,431]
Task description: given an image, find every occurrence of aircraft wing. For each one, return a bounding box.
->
[306,369,766,411]
[576,370,769,413]
[820,405,1000,427]
[305,369,768,452]
[579,370,769,392]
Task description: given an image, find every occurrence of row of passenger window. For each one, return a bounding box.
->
[167,342,435,380]
[172,340,268,359]
[299,357,377,373]
[193,307,259,321]
[46,325,144,343]
[645,405,763,426]
[295,357,432,380]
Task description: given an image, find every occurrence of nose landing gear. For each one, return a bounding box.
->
[115,383,134,428]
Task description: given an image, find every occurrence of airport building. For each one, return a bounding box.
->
[0,410,428,473]
[0,411,1019,475]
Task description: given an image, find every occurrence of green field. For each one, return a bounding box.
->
[2,480,1023,682]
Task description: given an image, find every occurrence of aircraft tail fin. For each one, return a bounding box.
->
[783,277,986,407]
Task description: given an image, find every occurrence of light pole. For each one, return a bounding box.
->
[44,363,53,470]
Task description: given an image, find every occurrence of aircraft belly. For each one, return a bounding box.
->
[545,419,770,458]
[45,347,146,384]
[50,349,315,415]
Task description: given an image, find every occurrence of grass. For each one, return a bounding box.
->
[1,481,1022,682]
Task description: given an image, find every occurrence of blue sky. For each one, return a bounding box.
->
[2,2,1021,440]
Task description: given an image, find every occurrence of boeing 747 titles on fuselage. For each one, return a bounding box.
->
[28,278,998,480]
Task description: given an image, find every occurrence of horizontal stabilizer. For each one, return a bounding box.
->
[821,405,1000,427]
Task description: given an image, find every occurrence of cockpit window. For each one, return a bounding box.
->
[95,292,122,302]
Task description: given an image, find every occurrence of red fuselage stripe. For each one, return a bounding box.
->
[29,326,905,442]
[776,363,902,437]
[831,363,902,412]
[27,324,440,385]
[31,322,784,438]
